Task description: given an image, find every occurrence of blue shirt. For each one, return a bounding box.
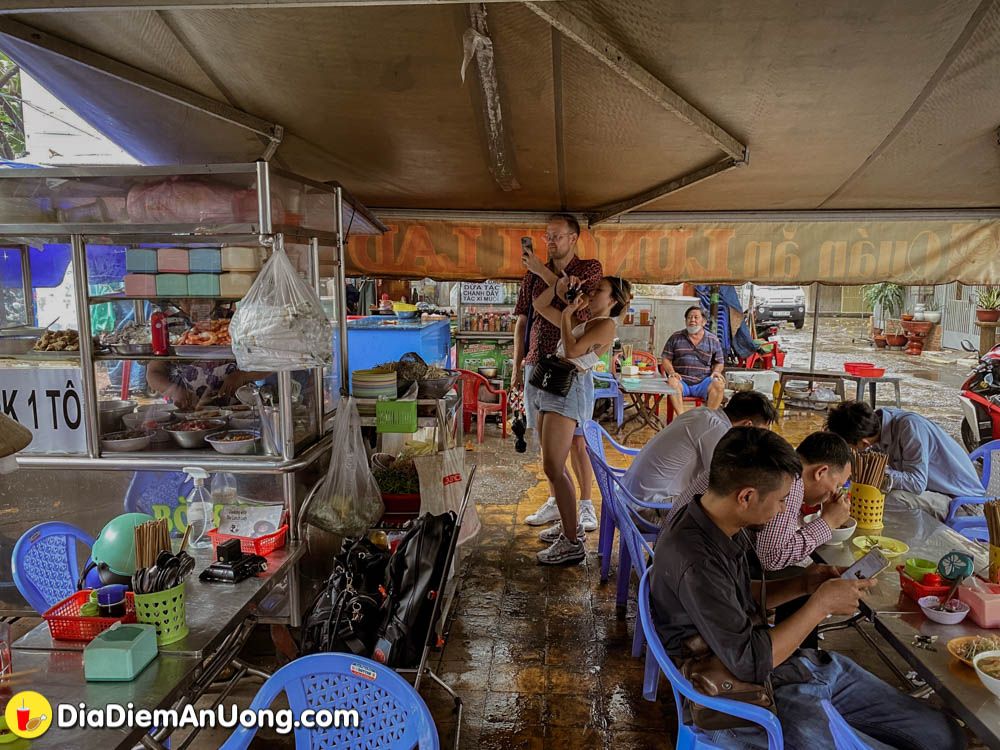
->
[877,408,983,498]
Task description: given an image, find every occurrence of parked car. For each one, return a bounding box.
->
[741,284,807,329]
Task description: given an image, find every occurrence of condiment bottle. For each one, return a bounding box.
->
[150,311,169,355]
[183,466,213,549]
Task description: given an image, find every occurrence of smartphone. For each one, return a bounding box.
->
[521,237,533,256]
[840,547,890,581]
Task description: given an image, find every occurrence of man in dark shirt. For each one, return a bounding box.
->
[661,305,725,415]
[651,427,964,750]
[512,214,604,534]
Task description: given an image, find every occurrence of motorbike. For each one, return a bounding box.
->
[959,341,1000,450]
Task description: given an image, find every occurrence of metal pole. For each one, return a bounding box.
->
[308,235,324,433]
[70,234,99,458]
[18,245,34,326]
[255,159,273,237]
[334,187,350,396]
[809,282,821,373]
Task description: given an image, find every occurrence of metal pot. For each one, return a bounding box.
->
[98,400,137,435]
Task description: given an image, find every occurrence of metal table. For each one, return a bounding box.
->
[774,367,902,409]
[814,502,999,746]
[614,375,676,443]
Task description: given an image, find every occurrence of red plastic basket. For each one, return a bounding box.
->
[844,362,874,374]
[206,525,288,557]
[379,493,421,527]
[43,590,137,642]
[854,366,886,378]
[897,566,951,602]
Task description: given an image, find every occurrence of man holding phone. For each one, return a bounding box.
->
[513,214,603,531]
[651,427,964,750]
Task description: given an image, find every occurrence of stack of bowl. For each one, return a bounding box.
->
[353,369,398,400]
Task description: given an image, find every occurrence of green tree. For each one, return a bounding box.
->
[0,52,25,160]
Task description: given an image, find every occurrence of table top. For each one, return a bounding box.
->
[15,542,304,658]
[774,367,902,383]
[616,374,677,395]
[813,502,1000,745]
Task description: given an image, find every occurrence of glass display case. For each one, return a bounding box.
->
[455,280,518,386]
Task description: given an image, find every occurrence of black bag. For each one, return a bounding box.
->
[529,354,578,397]
[299,537,390,656]
[374,511,457,668]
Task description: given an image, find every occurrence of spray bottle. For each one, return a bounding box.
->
[183,467,213,549]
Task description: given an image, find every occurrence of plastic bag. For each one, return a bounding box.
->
[230,239,333,371]
[305,397,384,536]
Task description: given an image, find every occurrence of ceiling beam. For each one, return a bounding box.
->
[0,0,558,11]
[0,16,282,146]
[587,158,742,226]
[465,3,519,192]
[523,1,747,162]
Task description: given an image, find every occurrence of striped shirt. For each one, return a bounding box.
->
[661,329,723,385]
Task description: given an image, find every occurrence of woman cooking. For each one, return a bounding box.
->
[529,273,632,566]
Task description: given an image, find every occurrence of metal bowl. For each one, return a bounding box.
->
[228,415,260,431]
[477,367,499,378]
[395,310,420,320]
[98,399,137,434]
[165,419,227,449]
[107,343,155,356]
[418,372,460,399]
[0,333,40,355]
[172,408,231,425]
[100,430,152,453]
[205,430,259,455]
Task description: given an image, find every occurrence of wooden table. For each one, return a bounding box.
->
[774,367,902,409]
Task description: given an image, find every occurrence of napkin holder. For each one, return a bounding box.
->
[84,622,158,681]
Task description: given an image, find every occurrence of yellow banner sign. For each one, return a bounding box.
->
[346,219,1000,284]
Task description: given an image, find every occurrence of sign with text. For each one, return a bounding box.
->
[460,281,505,305]
[347,218,1000,284]
[1,368,86,454]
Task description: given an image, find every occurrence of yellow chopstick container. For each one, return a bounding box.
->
[849,482,885,530]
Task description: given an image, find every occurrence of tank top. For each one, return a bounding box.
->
[557,316,614,371]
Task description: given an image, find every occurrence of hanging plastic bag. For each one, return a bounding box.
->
[305,397,384,536]
[230,238,332,371]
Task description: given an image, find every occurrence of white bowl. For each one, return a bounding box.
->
[828,517,857,544]
[974,650,1000,699]
[205,430,259,455]
[100,430,152,453]
[918,596,971,625]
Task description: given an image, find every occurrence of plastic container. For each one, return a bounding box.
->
[189,248,222,273]
[376,399,418,433]
[221,246,263,271]
[904,558,938,582]
[155,273,188,297]
[206,525,288,557]
[379,494,421,526]
[125,248,157,273]
[843,362,874,374]
[219,272,256,297]
[959,580,1000,628]
[187,273,220,296]
[43,590,137,641]
[156,247,189,273]
[849,482,885,529]
[897,567,952,602]
[854,366,886,378]
[124,273,157,296]
[133,583,188,645]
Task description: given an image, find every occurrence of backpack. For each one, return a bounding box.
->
[374,511,457,668]
[299,536,390,656]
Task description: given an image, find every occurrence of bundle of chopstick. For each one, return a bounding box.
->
[851,449,889,488]
[134,518,171,570]
[986,500,1000,547]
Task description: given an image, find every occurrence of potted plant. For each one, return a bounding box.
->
[976,286,1000,323]
[885,322,908,348]
[863,283,905,332]
[901,309,915,322]
[923,299,942,324]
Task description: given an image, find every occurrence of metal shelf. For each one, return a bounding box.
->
[455,332,515,339]
[93,351,235,362]
[89,295,244,303]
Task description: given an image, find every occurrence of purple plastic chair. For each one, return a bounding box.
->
[592,373,625,428]
[11,522,94,614]
[581,420,637,583]
[946,439,1000,539]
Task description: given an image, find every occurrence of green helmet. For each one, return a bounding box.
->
[91,512,154,576]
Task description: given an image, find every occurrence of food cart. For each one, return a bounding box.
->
[0,162,384,626]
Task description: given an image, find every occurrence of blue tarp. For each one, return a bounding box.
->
[693,285,758,360]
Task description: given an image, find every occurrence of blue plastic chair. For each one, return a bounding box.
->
[592,373,625,428]
[582,420,638,583]
[218,653,439,750]
[11,522,94,613]
[636,568,784,749]
[945,440,1000,539]
[820,700,874,749]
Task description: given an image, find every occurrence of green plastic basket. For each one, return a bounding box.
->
[376,399,418,434]
[134,583,188,645]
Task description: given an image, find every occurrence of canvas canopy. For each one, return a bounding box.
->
[0,0,998,283]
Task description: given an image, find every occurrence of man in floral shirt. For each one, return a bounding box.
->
[512,214,603,533]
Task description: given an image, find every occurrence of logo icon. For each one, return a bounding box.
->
[5,691,53,739]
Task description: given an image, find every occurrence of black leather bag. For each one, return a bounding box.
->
[529,354,577,397]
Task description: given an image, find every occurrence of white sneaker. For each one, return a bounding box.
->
[539,521,585,543]
[536,535,586,565]
[578,501,599,532]
[525,497,561,526]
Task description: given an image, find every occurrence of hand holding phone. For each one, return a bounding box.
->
[840,547,890,581]
[521,237,533,257]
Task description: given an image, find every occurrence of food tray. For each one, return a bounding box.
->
[897,566,951,602]
[43,590,137,641]
[172,345,234,357]
[207,525,287,557]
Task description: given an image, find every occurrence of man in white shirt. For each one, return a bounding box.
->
[622,391,777,503]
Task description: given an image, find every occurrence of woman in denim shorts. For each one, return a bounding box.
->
[527,274,632,565]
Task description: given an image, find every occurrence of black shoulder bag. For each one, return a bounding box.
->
[529,354,578,397]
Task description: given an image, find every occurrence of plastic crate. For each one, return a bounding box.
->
[206,524,288,557]
[379,493,421,527]
[376,399,418,433]
[43,590,137,642]
[897,566,951,603]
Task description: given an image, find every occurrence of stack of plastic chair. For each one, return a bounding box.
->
[581,420,638,583]
[945,439,1000,540]
[12,522,95,613]
[636,568,784,749]
[457,369,508,443]
[219,653,439,749]
[592,372,625,429]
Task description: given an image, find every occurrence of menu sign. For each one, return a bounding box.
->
[461,281,505,305]
[1,367,87,454]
